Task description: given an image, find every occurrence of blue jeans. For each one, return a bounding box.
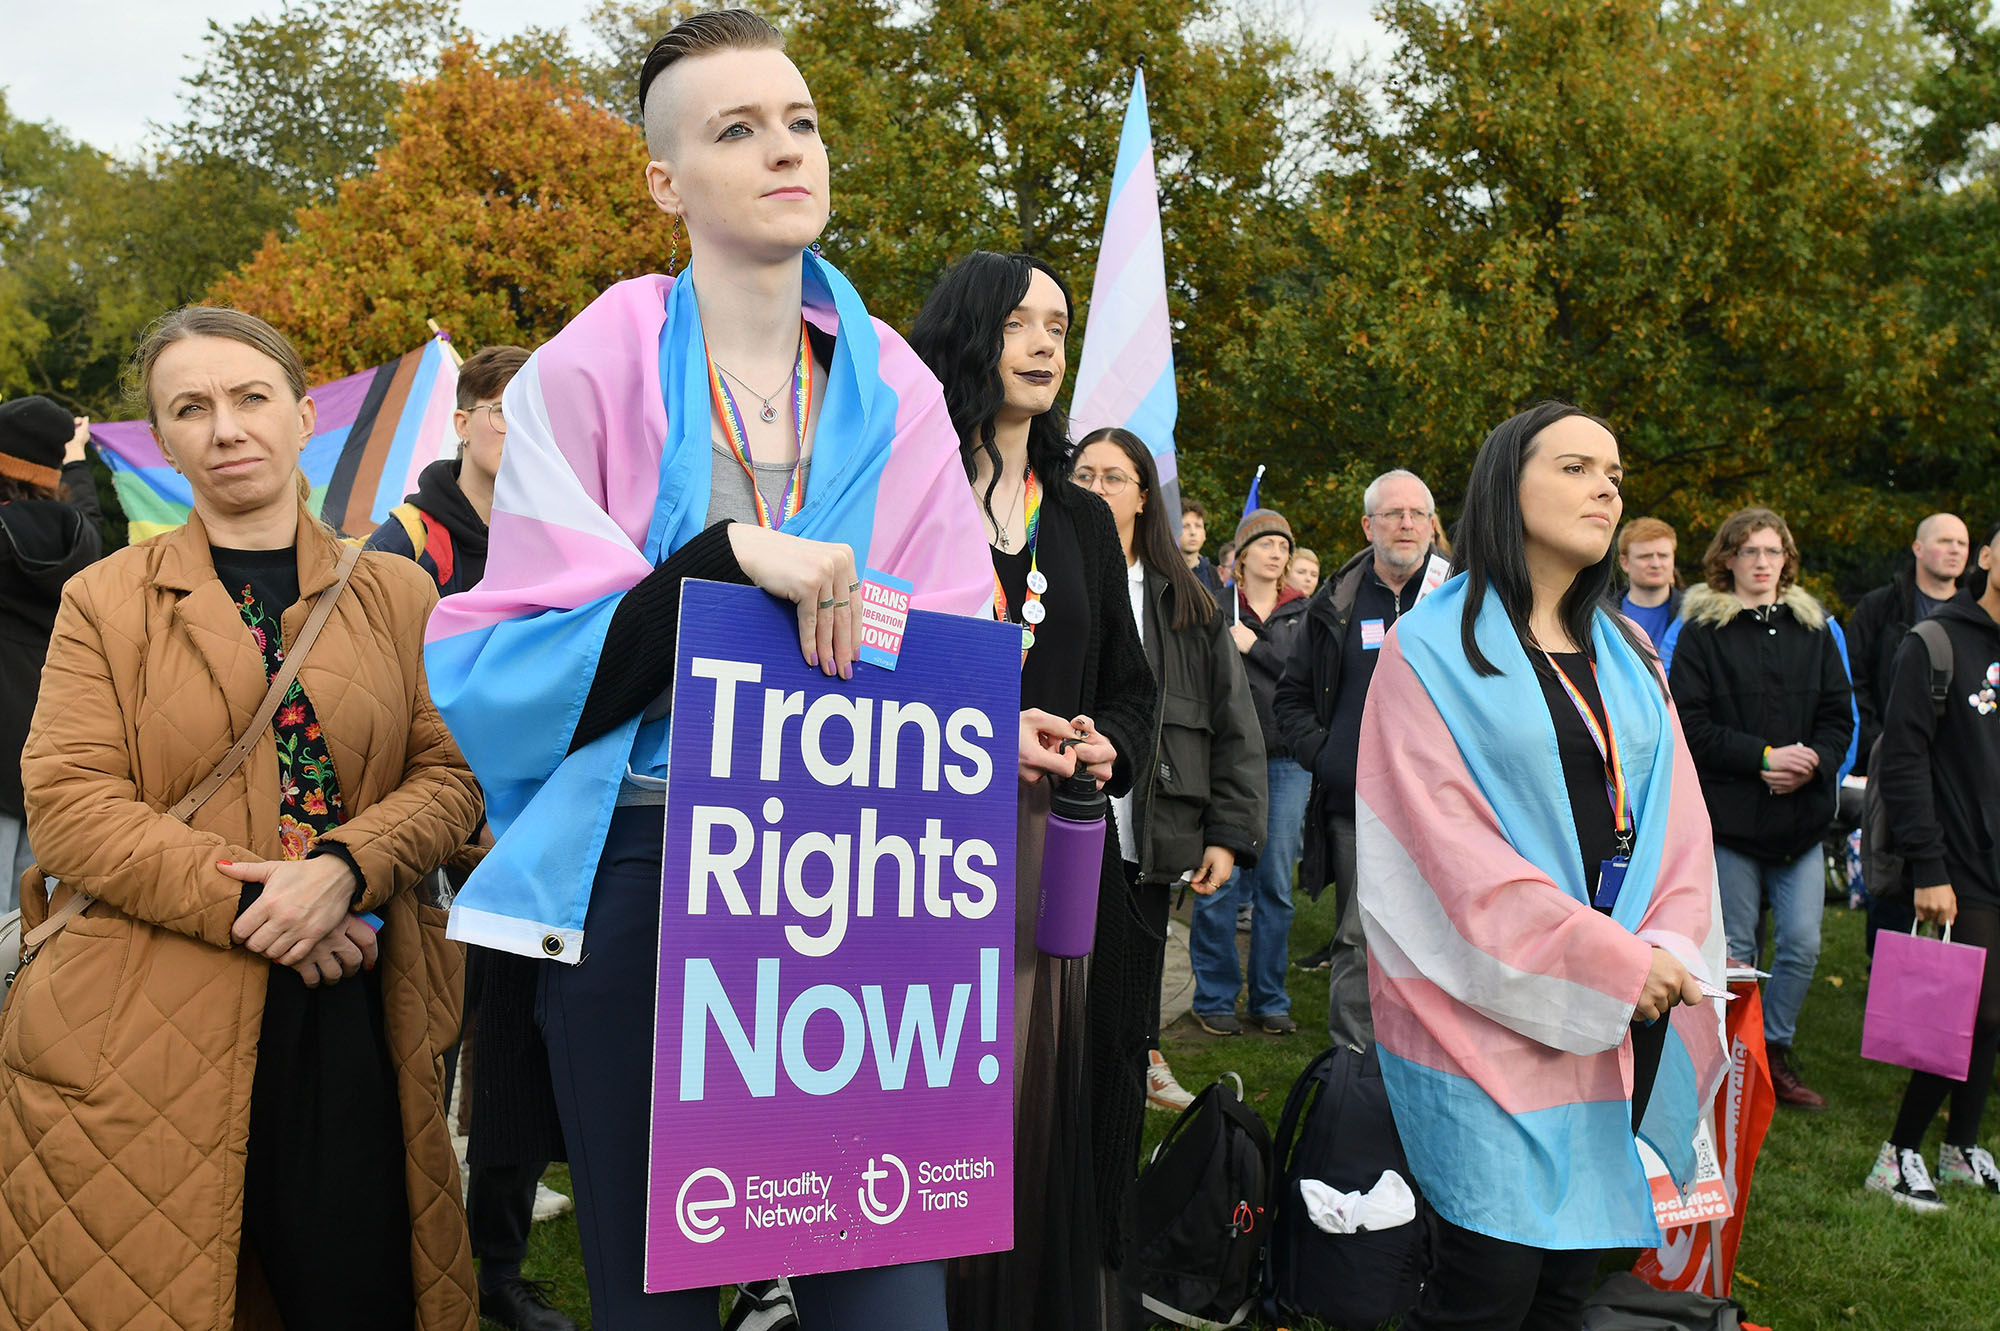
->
[1191,758,1309,1019]
[1715,843,1825,1049]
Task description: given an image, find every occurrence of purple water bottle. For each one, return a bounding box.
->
[1036,744,1106,958]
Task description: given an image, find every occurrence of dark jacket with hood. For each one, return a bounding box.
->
[1128,564,1266,886]
[0,462,102,817]
[1233,579,1309,759]
[1848,563,1946,774]
[364,458,491,596]
[1874,596,2000,910]
[1668,582,1855,862]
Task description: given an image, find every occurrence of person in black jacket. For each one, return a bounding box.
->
[364,345,574,1331]
[1189,506,1309,1037]
[1273,468,1439,1048]
[1180,496,1224,596]
[1863,520,2000,1207]
[1864,519,2000,1209]
[365,345,525,595]
[0,398,101,909]
[1849,513,1969,771]
[910,251,1157,1331]
[1670,507,1853,1110]
[1074,427,1266,1111]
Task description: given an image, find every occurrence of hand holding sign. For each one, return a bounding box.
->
[727,524,861,679]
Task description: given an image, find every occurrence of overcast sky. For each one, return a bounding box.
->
[2,1,1391,155]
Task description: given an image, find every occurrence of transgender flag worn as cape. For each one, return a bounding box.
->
[1355,577,1728,1250]
[424,253,992,962]
[93,335,460,541]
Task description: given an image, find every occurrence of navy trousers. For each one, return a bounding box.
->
[538,806,947,1329]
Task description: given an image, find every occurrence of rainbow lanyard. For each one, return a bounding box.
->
[1546,653,1635,856]
[705,319,813,530]
[991,470,1044,666]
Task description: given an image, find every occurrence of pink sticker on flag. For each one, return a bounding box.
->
[859,569,914,670]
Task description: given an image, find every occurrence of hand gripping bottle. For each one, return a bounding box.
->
[1036,742,1107,958]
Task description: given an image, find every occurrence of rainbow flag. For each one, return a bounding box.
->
[1070,70,1179,517]
[93,334,461,542]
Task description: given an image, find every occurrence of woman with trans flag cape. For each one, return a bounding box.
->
[424,11,989,1327]
[1356,403,1727,1331]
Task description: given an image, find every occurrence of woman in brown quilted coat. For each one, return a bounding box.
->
[0,307,483,1331]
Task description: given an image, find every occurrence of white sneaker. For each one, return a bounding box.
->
[532,1181,574,1222]
[1146,1050,1195,1112]
[1864,1141,1945,1213]
[1938,1144,2000,1195]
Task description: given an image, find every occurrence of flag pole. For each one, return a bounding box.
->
[426,317,465,369]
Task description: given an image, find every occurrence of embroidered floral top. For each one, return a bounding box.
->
[211,546,345,859]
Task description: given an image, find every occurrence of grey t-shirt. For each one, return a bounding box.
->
[707,439,811,526]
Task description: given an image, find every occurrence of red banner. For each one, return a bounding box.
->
[1633,981,1776,1298]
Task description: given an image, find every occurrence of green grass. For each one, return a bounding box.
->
[517,891,2000,1330]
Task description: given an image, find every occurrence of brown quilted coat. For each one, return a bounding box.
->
[0,510,482,1331]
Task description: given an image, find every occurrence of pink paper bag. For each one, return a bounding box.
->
[1862,924,1985,1081]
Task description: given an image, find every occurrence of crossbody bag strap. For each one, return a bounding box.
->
[21,544,363,953]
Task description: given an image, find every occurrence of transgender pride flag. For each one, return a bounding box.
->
[1070,70,1180,519]
[93,333,461,542]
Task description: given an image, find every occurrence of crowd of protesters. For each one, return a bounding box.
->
[0,7,1996,1331]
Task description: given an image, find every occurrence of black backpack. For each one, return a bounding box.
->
[1264,1045,1428,1330]
[1861,618,1953,903]
[1128,1072,1272,1328]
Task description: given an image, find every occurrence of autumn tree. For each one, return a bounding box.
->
[211,48,659,378]
[1214,0,1961,592]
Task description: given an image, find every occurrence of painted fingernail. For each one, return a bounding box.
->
[806,652,818,668]
[216,860,232,867]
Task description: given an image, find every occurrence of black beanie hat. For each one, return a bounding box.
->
[0,396,72,491]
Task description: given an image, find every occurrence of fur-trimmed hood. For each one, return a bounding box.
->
[1680,581,1828,632]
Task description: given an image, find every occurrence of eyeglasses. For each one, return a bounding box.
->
[471,402,506,434]
[1737,546,1786,563]
[1370,508,1433,526]
[1073,469,1136,496]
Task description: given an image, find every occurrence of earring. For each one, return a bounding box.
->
[810,239,823,255]
[668,215,685,274]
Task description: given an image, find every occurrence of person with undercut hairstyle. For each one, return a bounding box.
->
[421,10,990,1328]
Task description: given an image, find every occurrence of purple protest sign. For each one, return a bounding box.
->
[646,581,1021,1292]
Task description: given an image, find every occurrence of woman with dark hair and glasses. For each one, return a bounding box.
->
[1355,402,1726,1330]
[1073,426,1266,1113]
[909,253,1156,1331]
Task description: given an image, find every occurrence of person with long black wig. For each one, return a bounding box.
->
[1355,402,1725,1329]
[909,253,1157,1331]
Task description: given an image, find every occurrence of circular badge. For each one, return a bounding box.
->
[1026,569,1049,595]
[1022,600,1047,625]
[1021,626,1037,651]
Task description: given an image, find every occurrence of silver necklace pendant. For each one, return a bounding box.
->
[997,527,1011,551]
[759,403,779,423]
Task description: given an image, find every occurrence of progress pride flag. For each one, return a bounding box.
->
[646,581,1020,1291]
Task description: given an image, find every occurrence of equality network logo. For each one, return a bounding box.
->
[858,1153,909,1225]
[676,1168,737,1244]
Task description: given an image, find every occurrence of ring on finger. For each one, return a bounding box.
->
[818,597,837,608]
[830,599,851,608]
[848,581,861,591]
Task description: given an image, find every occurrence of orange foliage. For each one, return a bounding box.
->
[211,46,658,377]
